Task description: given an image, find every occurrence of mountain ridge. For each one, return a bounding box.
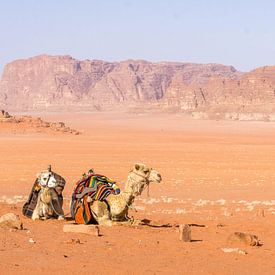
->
[0,54,274,120]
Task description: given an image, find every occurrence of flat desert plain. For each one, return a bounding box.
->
[0,112,275,274]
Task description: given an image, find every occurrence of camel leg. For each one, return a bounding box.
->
[42,203,51,219]
[32,200,41,220]
[97,218,113,226]
[90,200,112,225]
[32,191,44,220]
[32,210,40,220]
[109,219,142,226]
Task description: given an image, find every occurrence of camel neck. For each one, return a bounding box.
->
[122,176,138,206]
[123,187,135,206]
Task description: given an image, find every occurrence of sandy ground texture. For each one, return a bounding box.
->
[0,112,275,274]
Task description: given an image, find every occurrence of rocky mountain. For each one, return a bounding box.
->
[163,65,275,120]
[0,54,275,120]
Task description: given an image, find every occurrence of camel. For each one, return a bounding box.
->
[32,170,65,220]
[89,163,162,225]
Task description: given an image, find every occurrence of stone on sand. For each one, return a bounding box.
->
[0,213,23,230]
[179,224,191,242]
[63,224,100,236]
[227,232,260,246]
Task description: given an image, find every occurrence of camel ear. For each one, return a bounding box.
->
[36,172,41,178]
[135,164,140,171]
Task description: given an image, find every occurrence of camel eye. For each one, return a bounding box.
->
[144,170,149,174]
[43,178,47,181]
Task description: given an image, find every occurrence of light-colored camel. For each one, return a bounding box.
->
[90,163,162,225]
[32,171,65,220]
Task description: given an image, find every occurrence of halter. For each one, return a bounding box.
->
[129,168,151,181]
[45,165,52,186]
[45,173,52,186]
[128,169,151,196]
[38,172,53,187]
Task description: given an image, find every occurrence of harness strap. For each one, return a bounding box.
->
[130,170,151,180]
[45,174,51,186]
[50,198,64,217]
[75,187,97,199]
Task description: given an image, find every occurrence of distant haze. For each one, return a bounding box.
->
[1,0,275,74]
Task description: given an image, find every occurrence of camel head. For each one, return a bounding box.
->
[126,163,162,196]
[36,171,58,188]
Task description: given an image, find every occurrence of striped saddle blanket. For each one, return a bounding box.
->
[70,173,119,223]
[71,174,118,202]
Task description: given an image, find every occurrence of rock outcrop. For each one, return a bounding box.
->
[0,213,23,230]
[163,65,275,119]
[0,54,275,120]
[0,110,79,134]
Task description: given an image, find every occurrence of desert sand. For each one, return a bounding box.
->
[0,112,274,274]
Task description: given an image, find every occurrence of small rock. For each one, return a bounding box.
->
[217,223,226,228]
[179,224,191,242]
[0,110,11,118]
[29,238,36,244]
[238,249,248,255]
[227,232,261,246]
[0,213,23,230]
[67,238,81,244]
[221,247,247,255]
[63,224,100,236]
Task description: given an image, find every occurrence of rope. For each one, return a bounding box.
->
[125,198,138,212]
[49,198,68,217]
[130,169,151,180]
[45,188,70,217]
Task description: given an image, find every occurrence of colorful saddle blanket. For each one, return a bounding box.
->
[72,174,118,201]
[70,173,119,223]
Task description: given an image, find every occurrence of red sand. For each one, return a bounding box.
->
[0,113,274,274]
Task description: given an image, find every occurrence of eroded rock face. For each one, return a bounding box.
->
[0,54,275,120]
[0,110,11,118]
[162,66,275,118]
[0,55,238,110]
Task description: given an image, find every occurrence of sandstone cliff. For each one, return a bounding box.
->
[0,54,275,120]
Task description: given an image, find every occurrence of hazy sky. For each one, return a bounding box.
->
[0,0,275,73]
